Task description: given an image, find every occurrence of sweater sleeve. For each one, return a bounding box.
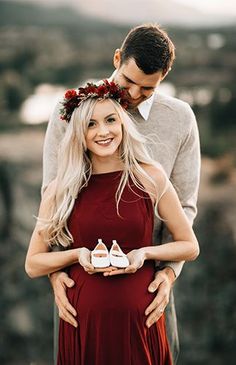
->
[41,100,67,195]
[160,104,201,278]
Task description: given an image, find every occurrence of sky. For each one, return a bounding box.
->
[5,0,236,27]
[7,0,236,17]
[176,0,236,16]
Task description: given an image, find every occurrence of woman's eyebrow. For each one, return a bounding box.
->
[90,113,116,122]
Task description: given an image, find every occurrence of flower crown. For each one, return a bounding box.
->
[60,79,129,123]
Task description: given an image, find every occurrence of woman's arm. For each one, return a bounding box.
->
[139,164,199,263]
[25,181,80,278]
[142,180,199,263]
[105,165,199,277]
[25,237,80,278]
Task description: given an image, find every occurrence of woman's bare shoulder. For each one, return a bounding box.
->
[139,162,167,187]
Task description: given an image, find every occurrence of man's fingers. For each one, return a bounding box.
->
[148,275,164,293]
[145,293,166,316]
[50,271,78,326]
[54,280,77,318]
[55,292,77,316]
[63,276,75,288]
[64,300,77,317]
[145,281,170,328]
[55,292,78,327]
[146,306,164,328]
[58,308,78,328]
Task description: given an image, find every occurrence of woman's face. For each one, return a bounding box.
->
[85,99,123,160]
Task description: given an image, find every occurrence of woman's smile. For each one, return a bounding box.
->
[85,99,123,161]
[95,137,114,146]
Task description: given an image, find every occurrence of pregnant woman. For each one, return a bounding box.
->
[25,80,199,365]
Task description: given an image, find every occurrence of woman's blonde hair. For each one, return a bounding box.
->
[41,98,167,247]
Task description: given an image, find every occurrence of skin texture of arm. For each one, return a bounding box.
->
[25,181,117,279]
[25,181,80,278]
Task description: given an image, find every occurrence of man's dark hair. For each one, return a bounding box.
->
[120,24,175,75]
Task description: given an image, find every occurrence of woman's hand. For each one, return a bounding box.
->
[103,248,146,276]
[78,247,117,274]
[78,247,93,272]
[125,248,146,273]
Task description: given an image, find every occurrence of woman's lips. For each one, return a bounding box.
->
[95,138,113,146]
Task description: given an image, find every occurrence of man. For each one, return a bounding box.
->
[43,24,200,364]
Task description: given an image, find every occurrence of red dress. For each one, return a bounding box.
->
[57,171,172,365]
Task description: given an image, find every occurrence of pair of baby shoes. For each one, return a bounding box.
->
[91,239,129,268]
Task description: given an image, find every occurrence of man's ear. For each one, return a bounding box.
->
[113,49,121,69]
[161,68,170,81]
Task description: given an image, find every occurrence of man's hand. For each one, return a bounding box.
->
[145,267,175,328]
[49,271,78,328]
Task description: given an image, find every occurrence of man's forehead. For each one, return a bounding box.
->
[121,60,163,87]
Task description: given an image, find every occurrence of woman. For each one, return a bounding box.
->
[25,80,199,365]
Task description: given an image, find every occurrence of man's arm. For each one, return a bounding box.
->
[145,104,201,329]
[42,101,67,193]
[42,100,76,326]
[160,104,201,277]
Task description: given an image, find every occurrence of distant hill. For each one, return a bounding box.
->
[0,0,122,29]
[4,0,236,27]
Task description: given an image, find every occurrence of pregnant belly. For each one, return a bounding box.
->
[67,261,156,318]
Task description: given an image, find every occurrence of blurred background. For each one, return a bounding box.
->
[0,0,236,364]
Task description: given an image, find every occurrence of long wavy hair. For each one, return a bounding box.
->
[41,98,167,247]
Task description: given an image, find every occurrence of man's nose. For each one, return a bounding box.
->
[128,85,141,100]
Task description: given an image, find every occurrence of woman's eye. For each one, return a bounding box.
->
[88,121,96,128]
[107,118,116,123]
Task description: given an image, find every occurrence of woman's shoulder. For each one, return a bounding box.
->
[138,163,169,202]
[140,162,167,186]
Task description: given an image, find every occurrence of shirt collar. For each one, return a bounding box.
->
[109,71,154,121]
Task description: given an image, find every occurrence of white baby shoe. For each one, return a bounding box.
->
[91,239,110,268]
[109,240,129,268]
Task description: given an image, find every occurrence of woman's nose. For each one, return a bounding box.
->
[97,123,109,136]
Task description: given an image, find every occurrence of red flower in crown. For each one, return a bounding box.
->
[60,80,129,123]
[97,85,107,96]
[65,89,77,99]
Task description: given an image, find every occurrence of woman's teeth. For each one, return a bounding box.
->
[96,138,113,145]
